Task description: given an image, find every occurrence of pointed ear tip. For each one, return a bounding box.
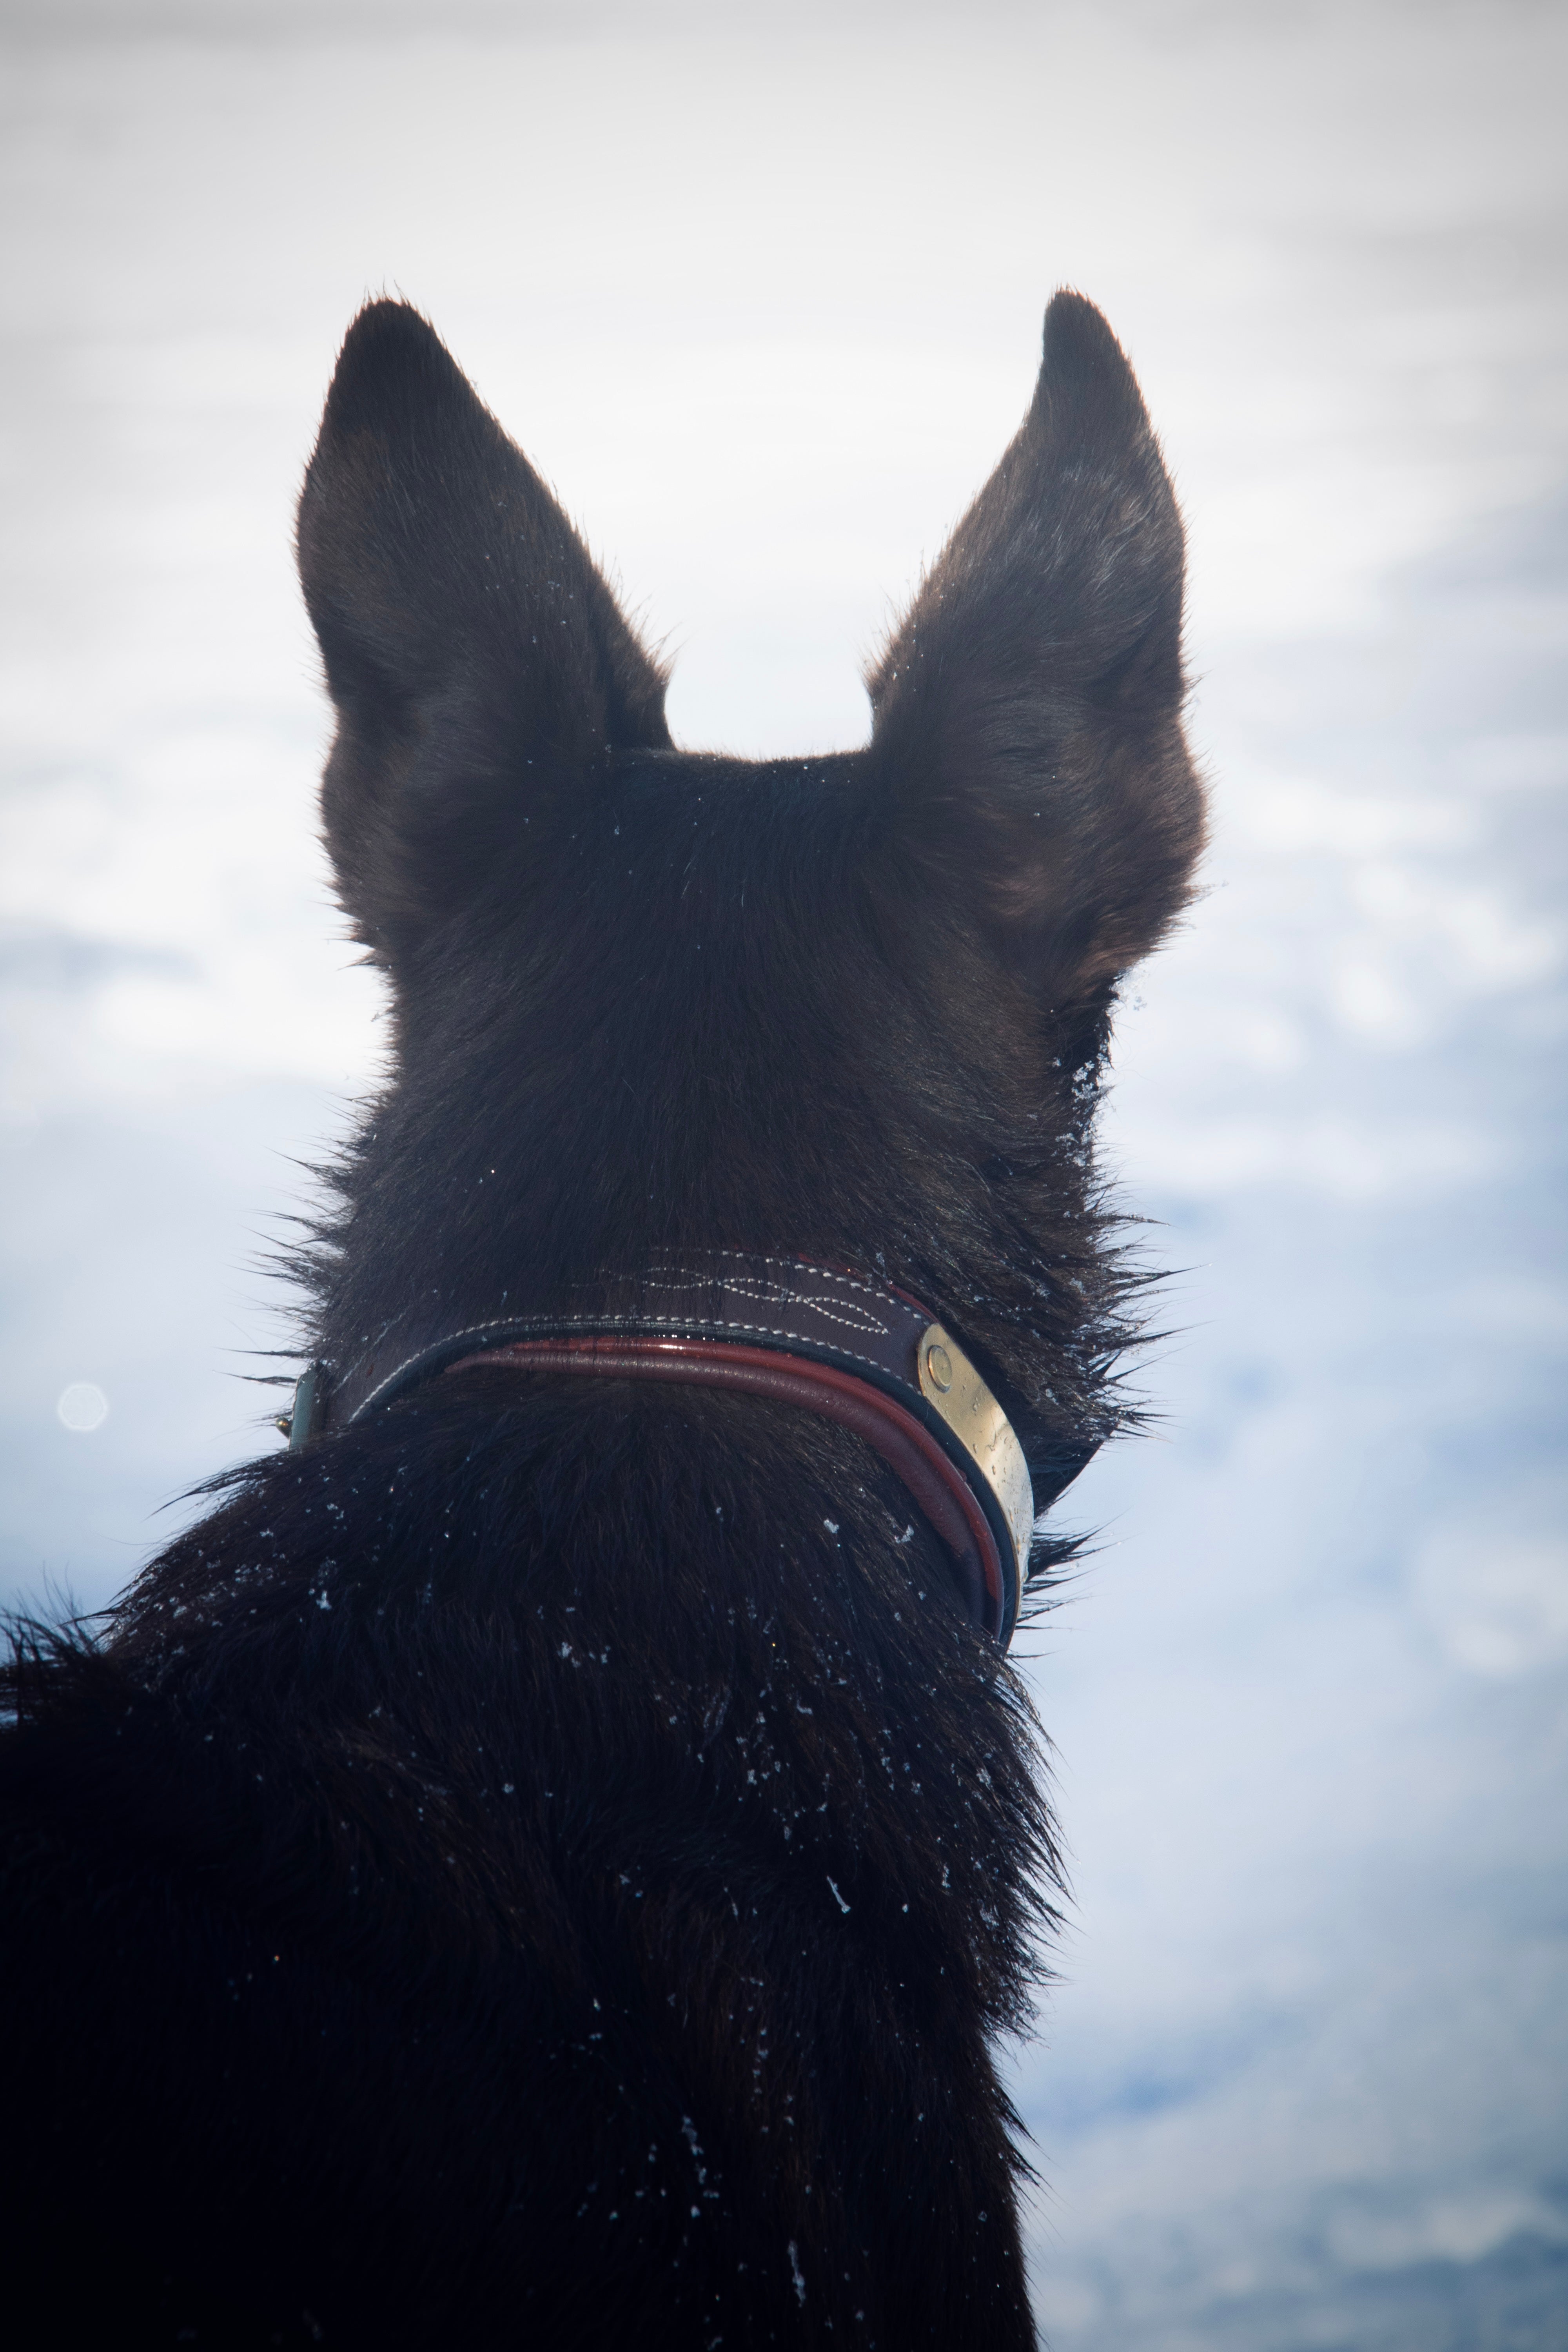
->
[341,296,441,353]
[1035,290,1153,436]
[322,299,458,425]
[1041,288,1125,367]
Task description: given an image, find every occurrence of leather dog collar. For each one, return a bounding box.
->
[284,1252,1074,1647]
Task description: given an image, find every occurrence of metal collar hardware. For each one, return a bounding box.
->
[915,1322,1036,1590]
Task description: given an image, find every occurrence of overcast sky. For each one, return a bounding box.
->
[2,4,1565,2344]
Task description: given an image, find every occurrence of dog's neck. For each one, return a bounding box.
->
[281,1251,1092,1647]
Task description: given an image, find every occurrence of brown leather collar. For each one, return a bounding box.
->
[286,1252,1091,1646]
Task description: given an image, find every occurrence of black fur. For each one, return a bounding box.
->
[1,292,1203,2347]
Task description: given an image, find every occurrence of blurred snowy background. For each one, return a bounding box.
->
[2,1,1564,2343]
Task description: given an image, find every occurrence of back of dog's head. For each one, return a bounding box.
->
[295,296,1205,1453]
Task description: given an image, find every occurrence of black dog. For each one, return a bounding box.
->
[1,292,1202,2347]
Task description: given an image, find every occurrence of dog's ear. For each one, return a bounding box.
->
[867,292,1204,1005]
[297,301,670,965]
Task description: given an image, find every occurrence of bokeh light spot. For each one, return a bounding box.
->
[57,1382,109,1433]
